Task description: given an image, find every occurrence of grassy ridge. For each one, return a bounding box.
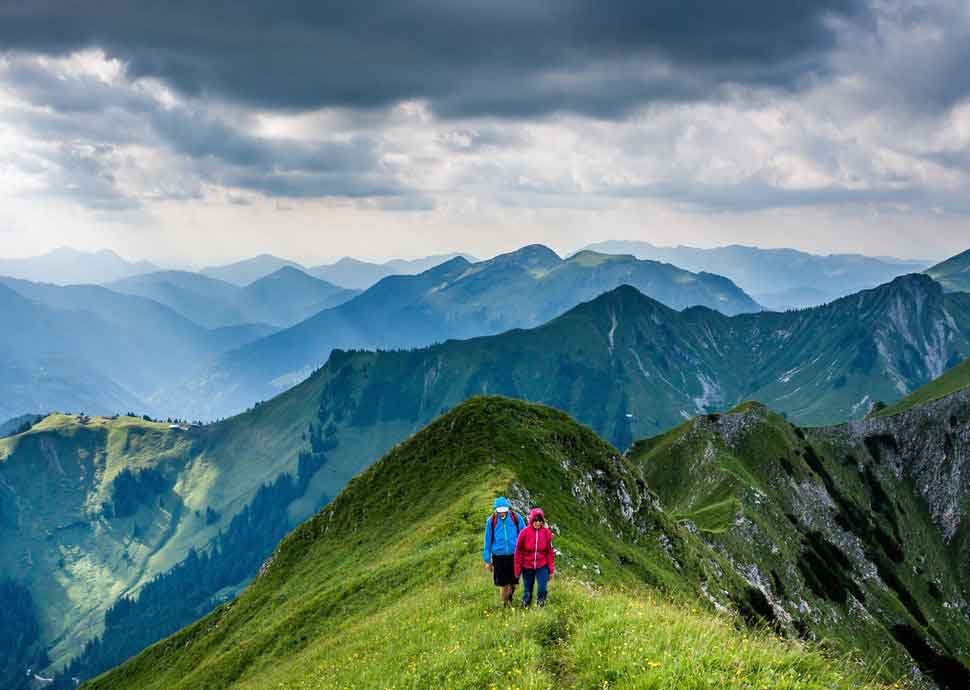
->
[87,398,892,690]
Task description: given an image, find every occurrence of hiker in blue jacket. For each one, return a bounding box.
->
[483,496,527,607]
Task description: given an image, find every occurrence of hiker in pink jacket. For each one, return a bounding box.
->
[513,507,555,607]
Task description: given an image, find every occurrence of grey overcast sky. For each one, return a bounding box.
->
[0,0,968,265]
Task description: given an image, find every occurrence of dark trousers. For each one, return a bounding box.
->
[520,566,549,606]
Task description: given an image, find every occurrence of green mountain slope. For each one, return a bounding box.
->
[173,245,761,420]
[926,248,970,293]
[632,401,970,689]
[84,398,891,690]
[0,366,334,678]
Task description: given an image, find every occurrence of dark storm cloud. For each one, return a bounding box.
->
[0,0,869,117]
[1,55,410,203]
[853,1,970,113]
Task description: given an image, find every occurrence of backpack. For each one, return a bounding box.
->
[491,511,521,535]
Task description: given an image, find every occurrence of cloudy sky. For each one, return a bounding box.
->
[1,0,969,265]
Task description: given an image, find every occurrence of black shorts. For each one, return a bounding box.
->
[492,555,518,586]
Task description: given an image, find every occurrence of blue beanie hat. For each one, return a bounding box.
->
[493,496,511,511]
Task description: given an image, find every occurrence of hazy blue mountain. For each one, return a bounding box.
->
[584,240,931,309]
[198,252,478,290]
[0,414,43,438]
[198,254,303,286]
[169,245,760,419]
[0,278,276,420]
[0,283,147,420]
[107,267,355,329]
[106,271,247,328]
[307,252,477,289]
[240,266,359,326]
[0,247,157,285]
[926,247,970,293]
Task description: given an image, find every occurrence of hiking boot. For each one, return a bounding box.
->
[537,598,546,608]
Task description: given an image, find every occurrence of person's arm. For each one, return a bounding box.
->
[483,519,493,566]
[546,530,555,576]
[513,529,525,577]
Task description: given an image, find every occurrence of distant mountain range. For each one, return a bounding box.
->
[926,247,970,293]
[0,278,276,421]
[168,245,762,419]
[307,253,479,289]
[107,267,357,329]
[0,247,157,285]
[0,247,479,292]
[583,240,932,309]
[199,254,303,285]
[0,244,759,422]
[200,252,477,289]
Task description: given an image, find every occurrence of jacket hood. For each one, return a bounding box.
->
[493,496,511,511]
[528,508,545,523]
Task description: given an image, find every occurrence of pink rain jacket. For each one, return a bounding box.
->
[514,508,555,576]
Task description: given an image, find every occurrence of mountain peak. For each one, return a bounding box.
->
[579,283,671,313]
[871,272,941,298]
[489,243,561,269]
[566,249,635,264]
[256,265,313,282]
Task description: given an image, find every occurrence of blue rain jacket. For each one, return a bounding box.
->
[483,498,526,563]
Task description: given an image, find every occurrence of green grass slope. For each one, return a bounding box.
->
[926,248,970,293]
[86,398,890,690]
[631,403,970,689]
[875,357,970,417]
[0,414,197,669]
[0,366,332,675]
